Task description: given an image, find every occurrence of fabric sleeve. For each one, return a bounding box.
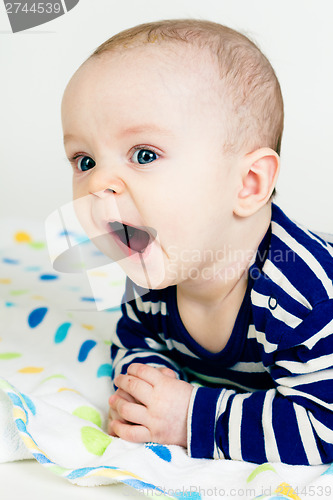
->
[187,299,333,465]
[110,280,186,388]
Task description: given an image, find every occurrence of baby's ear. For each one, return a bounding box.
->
[233,148,280,217]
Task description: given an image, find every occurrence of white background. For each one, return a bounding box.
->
[0,0,332,232]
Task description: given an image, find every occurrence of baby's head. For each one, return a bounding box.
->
[90,19,284,158]
[61,19,283,289]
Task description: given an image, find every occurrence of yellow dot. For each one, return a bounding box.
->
[14,231,32,243]
[18,367,44,374]
[31,295,45,300]
[0,278,11,284]
[82,324,94,330]
[58,387,80,394]
[275,483,301,500]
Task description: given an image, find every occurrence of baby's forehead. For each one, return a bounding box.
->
[80,41,220,90]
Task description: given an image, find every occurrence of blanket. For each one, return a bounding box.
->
[0,217,332,500]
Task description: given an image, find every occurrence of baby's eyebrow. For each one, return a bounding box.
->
[63,134,76,145]
[117,124,175,138]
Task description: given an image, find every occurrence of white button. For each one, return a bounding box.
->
[268,296,278,310]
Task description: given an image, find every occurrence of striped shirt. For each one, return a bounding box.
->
[110,203,333,465]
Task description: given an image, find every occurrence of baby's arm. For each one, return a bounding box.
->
[187,299,333,465]
[110,279,186,382]
[108,279,192,439]
[110,298,333,465]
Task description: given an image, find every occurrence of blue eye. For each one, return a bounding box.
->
[77,156,96,171]
[132,149,158,165]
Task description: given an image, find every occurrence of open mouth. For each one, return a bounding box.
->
[107,221,152,254]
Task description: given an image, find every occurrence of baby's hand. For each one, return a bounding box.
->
[107,366,176,436]
[108,363,193,448]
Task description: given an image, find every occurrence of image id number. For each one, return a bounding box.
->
[5,3,61,14]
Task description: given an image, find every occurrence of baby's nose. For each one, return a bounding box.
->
[88,168,125,197]
[94,188,116,199]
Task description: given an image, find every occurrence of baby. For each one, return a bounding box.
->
[61,19,333,465]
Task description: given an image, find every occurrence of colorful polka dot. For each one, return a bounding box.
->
[58,388,80,394]
[28,307,48,328]
[78,340,97,362]
[10,289,29,296]
[2,257,19,264]
[0,352,22,360]
[14,231,32,243]
[28,241,45,250]
[0,278,11,284]
[81,426,112,456]
[81,324,94,330]
[72,406,102,428]
[54,322,71,343]
[18,367,44,374]
[21,394,36,415]
[39,274,59,280]
[97,364,112,378]
[145,443,172,462]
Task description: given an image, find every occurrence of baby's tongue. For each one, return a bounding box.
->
[127,226,150,253]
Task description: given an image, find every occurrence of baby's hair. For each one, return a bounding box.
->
[91,19,284,162]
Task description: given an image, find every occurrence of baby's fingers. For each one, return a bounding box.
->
[111,396,148,426]
[111,420,151,443]
[109,388,136,407]
[114,374,152,406]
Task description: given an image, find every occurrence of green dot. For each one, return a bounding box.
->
[28,241,45,250]
[10,290,29,296]
[73,406,102,428]
[0,352,22,360]
[40,374,66,385]
[246,463,277,483]
[81,426,112,456]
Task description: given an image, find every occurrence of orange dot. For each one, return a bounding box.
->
[14,231,32,243]
[82,324,94,330]
[18,367,44,374]
[0,278,11,284]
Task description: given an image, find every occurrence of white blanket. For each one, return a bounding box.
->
[0,218,332,500]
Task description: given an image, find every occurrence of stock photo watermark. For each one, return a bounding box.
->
[3,0,80,32]
[45,197,297,312]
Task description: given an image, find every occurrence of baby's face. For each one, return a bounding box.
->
[62,44,240,289]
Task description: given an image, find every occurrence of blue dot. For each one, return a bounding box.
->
[21,394,36,415]
[8,393,24,410]
[59,230,74,238]
[28,307,48,328]
[106,306,121,313]
[3,258,19,265]
[80,297,102,303]
[24,266,41,272]
[5,302,15,307]
[15,419,27,432]
[97,364,112,378]
[66,468,95,480]
[145,443,172,462]
[54,322,71,343]
[78,340,97,362]
[39,274,59,280]
[33,453,51,464]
